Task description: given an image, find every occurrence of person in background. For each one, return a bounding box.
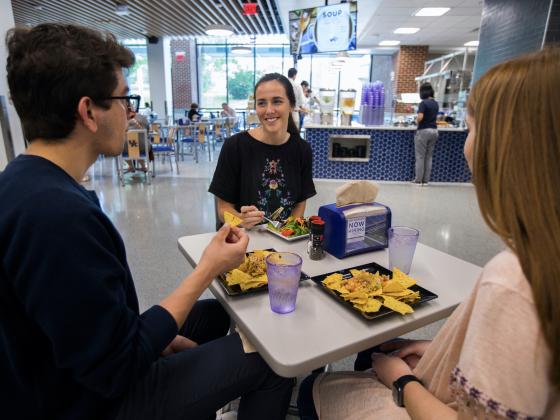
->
[125,115,152,173]
[298,47,560,420]
[287,67,307,130]
[209,73,316,228]
[0,23,293,420]
[412,82,439,185]
[300,80,310,128]
[187,102,202,122]
[221,102,237,118]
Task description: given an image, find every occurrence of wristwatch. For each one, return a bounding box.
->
[392,375,422,407]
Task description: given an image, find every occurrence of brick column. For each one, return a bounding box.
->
[170,39,193,111]
[394,45,428,113]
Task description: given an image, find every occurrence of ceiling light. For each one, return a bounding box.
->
[464,40,479,47]
[231,45,252,54]
[414,7,450,17]
[115,4,130,16]
[205,24,234,37]
[379,40,400,46]
[394,27,420,34]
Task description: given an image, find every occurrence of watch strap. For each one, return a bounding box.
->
[393,375,422,407]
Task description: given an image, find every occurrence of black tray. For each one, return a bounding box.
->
[217,248,308,296]
[310,262,438,320]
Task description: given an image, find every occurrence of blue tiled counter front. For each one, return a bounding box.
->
[305,125,471,182]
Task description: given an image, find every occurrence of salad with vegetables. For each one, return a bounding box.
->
[268,216,309,237]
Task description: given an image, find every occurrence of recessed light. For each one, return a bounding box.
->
[205,24,234,37]
[394,27,420,34]
[115,4,130,16]
[464,40,479,47]
[379,40,400,46]
[414,7,450,17]
[231,45,252,54]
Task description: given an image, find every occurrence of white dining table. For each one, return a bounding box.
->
[178,229,481,377]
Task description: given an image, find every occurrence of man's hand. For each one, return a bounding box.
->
[371,353,414,388]
[161,335,197,356]
[239,205,264,228]
[198,223,249,279]
[379,339,431,369]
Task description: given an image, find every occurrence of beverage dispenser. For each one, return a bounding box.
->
[318,88,335,125]
[339,89,356,126]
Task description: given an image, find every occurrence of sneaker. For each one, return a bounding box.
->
[217,411,238,420]
[410,180,422,185]
[421,182,429,186]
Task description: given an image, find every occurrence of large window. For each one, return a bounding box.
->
[123,41,150,108]
[198,45,227,108]
[197,40,372,113]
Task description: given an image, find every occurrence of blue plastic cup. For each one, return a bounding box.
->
[388,227,419,274]
[265,252,303,314]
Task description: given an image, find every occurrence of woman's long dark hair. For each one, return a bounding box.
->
[254,73,301,139]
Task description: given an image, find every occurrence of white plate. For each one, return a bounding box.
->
[266,226,310,242]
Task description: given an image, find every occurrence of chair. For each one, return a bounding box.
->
[213,117,226,143]
[152,125,179,176]
[178,121,212,163]
[116,129,152,186]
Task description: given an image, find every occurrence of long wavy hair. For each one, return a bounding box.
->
[254,73,301,139]
[467,47,560,390]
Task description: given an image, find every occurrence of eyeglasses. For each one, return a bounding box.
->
[95,95,141,113]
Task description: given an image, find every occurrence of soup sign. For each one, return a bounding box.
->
[289,2,357,54]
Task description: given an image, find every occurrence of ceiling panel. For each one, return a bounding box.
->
[11,0,284,40]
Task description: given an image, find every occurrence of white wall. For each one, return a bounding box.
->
[147,40,167,121]
[0,0,26,170]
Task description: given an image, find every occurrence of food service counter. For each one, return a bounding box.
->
[304,124,470,182]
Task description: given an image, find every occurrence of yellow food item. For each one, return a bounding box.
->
[382,296,414,315]
[321,268,421,316]
[224,250,272,291]
[223,211,243,227]
[391,268,417,289]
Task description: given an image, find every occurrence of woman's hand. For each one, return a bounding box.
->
[371,353,414,388]
[240,205,264,228]
[380,339,431,369]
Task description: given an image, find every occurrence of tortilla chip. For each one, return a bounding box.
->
[354,298,382,313]
[239,280,266,291]
[224,211,243,227]
[382,279,405,293]
[322,273,344,286]
[382,296,414,315]
[391,268,417,289]
[383,289,415,298]
[226,269,252,286]
[341,291,369,301]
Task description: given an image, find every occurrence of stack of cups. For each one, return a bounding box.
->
[360,81,385,126]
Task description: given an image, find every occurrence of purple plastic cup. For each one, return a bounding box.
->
[265,252,303,314]
[388,227,419,274]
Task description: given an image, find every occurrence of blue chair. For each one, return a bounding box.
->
[152,126,179,175]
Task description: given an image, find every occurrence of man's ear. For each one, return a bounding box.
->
[76,97,99,133]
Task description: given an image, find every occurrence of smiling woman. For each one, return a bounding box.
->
[209,73,317,229]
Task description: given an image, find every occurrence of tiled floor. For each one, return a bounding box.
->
[84,149,504,418]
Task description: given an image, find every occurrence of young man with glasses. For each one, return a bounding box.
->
[0,24,292,420]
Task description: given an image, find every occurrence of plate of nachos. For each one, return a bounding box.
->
[310,262,437,320]
[218,249,308,296]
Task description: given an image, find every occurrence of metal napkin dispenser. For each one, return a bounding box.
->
[318,202,392,259]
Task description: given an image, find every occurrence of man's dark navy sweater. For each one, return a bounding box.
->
[0,155,177,419]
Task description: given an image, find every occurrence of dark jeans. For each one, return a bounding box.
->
[116,299,293,420]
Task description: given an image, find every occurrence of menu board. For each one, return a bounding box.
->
[289,2,358,55]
